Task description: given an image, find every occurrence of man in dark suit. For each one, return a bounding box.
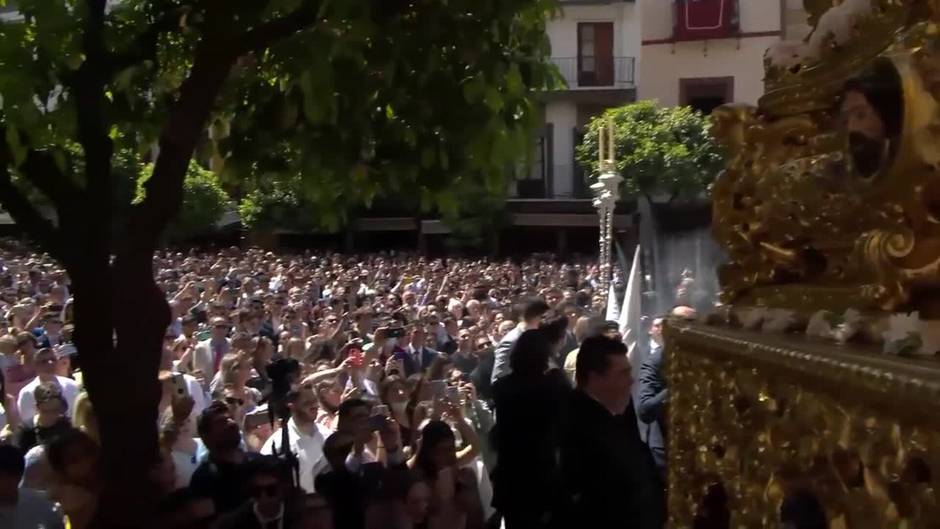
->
[562,336,665,529]
[315,413,407,529]
[190,402,261,516]
[400,324,440,377]
[638,317,667,478]
[213,455,299,529]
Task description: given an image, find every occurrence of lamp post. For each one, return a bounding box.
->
[591,117,623,300]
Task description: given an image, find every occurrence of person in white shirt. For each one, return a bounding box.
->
[261,384,332,492]
[17,348,79,425]
[159,337,208,420]
[189,317,232,382]
[0,444,64,529]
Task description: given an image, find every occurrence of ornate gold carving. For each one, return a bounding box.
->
[666,321,940,528]
[712,4,940,313]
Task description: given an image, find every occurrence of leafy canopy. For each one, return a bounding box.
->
[136,160,231,242]
[0,0,560,253]
[575,101,724,199]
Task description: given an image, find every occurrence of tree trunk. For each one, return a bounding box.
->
[71,250,169,529]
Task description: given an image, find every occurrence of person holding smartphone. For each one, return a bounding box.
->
[260,383,332,493]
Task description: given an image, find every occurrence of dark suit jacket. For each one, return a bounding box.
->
[190,453,262,516]
[638,345,667,469]
[562,391,665,529]
[212,500,301,529]
[398,347,441,377]
[315,462,397,529]
[470,350,495,403]
[439,336,458,356]
[491,369,571,515]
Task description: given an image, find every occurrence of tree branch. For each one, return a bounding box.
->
[70,0,114,260]
[107,5,192,76]
[19,149,79,211]
[238,2,322,52]
[0,147,65,263]
[121,42,237,257]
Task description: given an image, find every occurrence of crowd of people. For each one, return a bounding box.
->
[0,245,678,529]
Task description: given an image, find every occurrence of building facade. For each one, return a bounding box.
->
[525,0,642,200]
[638,0,810,111]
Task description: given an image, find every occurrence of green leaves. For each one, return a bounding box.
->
[575,101,726,200]
[4,126,25,166]
[221,0,554,234]
[167,161,231,242]
[0,0,556,246]
[298,69,334,125]
[505,64,524,98]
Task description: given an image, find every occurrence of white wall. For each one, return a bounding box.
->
[639,36,777,105]
[542,2,643,198]
[546,101,577,197]
[783,0,812,40]
[638,0,784,106]
[546,2,642,85]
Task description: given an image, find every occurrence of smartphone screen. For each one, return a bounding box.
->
[367,414,387,431]
[172,374,187,397]
[347,348,364,368]
[428,380,447,399]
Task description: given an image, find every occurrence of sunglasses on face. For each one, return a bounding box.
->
[249,483,280,498]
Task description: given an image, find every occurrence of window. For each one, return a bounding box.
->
[679,77,734,115]
[578,23,614,87]
[514,129,552,198]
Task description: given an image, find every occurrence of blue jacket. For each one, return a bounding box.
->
[638,344,667,470]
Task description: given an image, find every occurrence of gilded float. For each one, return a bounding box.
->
[668,0,940,527]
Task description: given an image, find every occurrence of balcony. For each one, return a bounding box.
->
[550,57,635,90]
[508,164,595,200]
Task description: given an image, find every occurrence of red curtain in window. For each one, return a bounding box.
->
[674,0,738,41]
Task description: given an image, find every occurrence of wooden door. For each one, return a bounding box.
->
[595,23,614,86]
[578,22,614,87]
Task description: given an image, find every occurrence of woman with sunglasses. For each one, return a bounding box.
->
[211,352,262,416]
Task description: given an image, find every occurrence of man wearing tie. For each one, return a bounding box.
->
[402,325,440,377]
[638,317,667,478]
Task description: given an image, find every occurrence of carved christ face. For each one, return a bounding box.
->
[840,90,889,178]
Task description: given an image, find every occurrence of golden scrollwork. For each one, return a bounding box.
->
[665,320,940,528]
[711,0,940,314]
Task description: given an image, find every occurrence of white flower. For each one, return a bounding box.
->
[833,322,858,344]
[768,0,870,72]
[881,312,935,356]
[809,0,872,50]
[762,309,796,333]
[806,310,833,338]
[766,41,814,69]
[738,307,767,330]
[919,320,940,356]
[882,312,920,344]
[843,308,861,326]
[833,308,862,344]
